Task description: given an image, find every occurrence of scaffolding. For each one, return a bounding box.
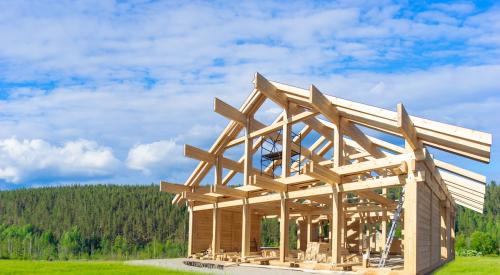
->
[260,129,302,178]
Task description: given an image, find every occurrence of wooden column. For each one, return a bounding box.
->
[244,117,253,186]
[211,203,221,259]
[450,210,455,260]
[188,204,194,256]
[306,214,312,244]
[404,177,418,275]
[446,206,452,261]
[280,196,289,262]
[358,216,364,254]
[282,102,292,178]
[440,204,448,261]
[381,188,388,252]
[241,199,251,259]
[215,156,222,185]
[331,189,342,264]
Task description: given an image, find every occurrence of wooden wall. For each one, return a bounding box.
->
[192,209,261,253]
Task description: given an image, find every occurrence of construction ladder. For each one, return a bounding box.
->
[378,187,405,268]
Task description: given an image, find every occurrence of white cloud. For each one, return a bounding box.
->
[0,138,119,183]
[126,140,186,176]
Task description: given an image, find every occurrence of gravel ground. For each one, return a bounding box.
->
[127,258,356,275]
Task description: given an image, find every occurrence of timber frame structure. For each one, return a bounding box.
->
[160,73,492,274]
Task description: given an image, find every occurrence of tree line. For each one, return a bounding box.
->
[0,182,497,260]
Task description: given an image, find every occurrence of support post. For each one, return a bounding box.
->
[381,188,387,252]
[446,206,452,261]
[307,214,312,244]
[241,199,251,259]
[244,117,253,185]
[282,102,292,178]
[280,196,289,262]
[404,176,419,274]
[188,203,194,256]
[212,203,221,259]
[331,189,342,264]
[440,204,448,261]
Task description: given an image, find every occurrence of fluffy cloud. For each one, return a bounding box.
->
[0,138,119,183]
[126,140,186,176]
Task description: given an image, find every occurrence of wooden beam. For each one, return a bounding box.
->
[182,191,217,203]
[241,199,251,259]
[250,174,287,192]
[333,153,412,176]
[309,85,339,124]
[193,174,416,211]
[280,196,289,262]
[303,161,341,185]
[331,189,342,264]
[210,184,248,198]
[397,103,421,150]
[214,97,246,125]
[184,144,243,172]
[160,181,188,193]
[211,203,221,258]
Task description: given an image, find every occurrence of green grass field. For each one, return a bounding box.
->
[0,260,204,275]
[434,256,500,274]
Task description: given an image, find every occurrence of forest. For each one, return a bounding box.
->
[0,182,497,260]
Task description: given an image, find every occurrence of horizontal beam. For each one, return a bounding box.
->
[210,184,248,198]
[160,181,187,193]
[193,174,416,211]
[182,191,218,203]
[249,174,287,192]
[303,161,341,185]
[332,153,413,176]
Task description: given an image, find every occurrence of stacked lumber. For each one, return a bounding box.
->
[300,242,330,263]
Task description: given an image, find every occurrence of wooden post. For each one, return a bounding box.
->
[282,102,292,178]
[212,203,221,259]
[188,203,194,256]
[450,210,455,260]
[307,214,312,245]
[241,199,251,259]
[358,216,364,254]
[440,204,448,261]
[215,156,222,186]
[244,117,253,185]
[381,188,388,252]
[446,205,452,261]
[404,176,418,275]
[280,196,289,262]
[331,189,342,264]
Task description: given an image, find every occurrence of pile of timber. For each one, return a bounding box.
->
[299,242,331,263]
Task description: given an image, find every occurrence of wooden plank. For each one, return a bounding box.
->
[250,174,287,192]
[160,181,188,193]
[182,191,217,203]
[332,153,412,176]
[434,159,486,183]
[214,97,246,125]
[397,103,421,150]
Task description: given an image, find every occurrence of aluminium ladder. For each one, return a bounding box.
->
[378,187,405,268]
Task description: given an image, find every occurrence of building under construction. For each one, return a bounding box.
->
[160,73,491,274]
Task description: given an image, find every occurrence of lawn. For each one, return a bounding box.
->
[434,256,500,274]
[0,260,204,275]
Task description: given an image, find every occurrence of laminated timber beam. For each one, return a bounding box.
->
[249,174,287,192]
[309,84,340,125]
[214,97,247,125]
[397,103,422,150]
[303,161,341,184]
[192,173,418,211]
[270,80,491,163]
[160,181,188,193]
[182,191,218,204]
[210,184,248,199]
[184,144,244,173]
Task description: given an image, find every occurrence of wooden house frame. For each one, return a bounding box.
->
[160,73,491,274]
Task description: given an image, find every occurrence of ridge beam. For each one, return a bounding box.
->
[250,174,287,192]
[397,103,422,150]
[214,97,246,125]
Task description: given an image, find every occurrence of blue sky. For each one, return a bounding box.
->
[0,0,499,189]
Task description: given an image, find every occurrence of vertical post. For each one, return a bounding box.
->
[331,189,342,264]
[244,117,253,186]
[381,188,388,252]
[446,205,452,261]
[404,176,419,275]
[450,210,455,260]
[307,214,312,244]
[440,204,448,261]
[280,196,289,262]
[358,216,364,254]
[212,203,221,259]
[188,203,194,256]
[241,199,251,259]
[215,156,222,186]
[282,102,292,178]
